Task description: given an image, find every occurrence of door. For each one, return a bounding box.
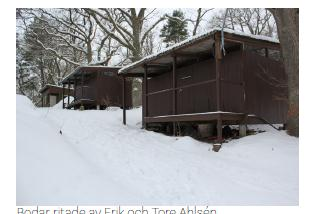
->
[49,95,57,107]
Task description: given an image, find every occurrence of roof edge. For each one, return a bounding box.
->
[118,28,279,75]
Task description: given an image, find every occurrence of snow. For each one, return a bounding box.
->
[16,95,298,205]
[52,96,74,109]
[118,27,279,74]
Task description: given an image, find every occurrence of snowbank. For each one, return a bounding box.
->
[52,96,74,109]
[16,95,298,205]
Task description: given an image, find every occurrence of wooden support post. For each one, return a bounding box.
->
[213,114,223,152]
[239,124,247,137]
[41,96,43,107]
[240,43,248,136]
[215,33,223,144]
[74,77,76,102]
[215,33,222,111]
[67,81,70,109]
[122,77,126,125]
[62,84,65,109]
[81,71,84,99]
[217,116,223,143]
[172,55,177,136]
[96,70,100,108]
[143,65,148,129]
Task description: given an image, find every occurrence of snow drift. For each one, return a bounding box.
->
[16,95,298,205]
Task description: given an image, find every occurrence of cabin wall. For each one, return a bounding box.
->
[145,48,287,125]
[176,59,216,114]
[75,75,97,101]
[75,71,133,108]
[146,58,217,117]
[244,50,288,124]
[41,87,64,107]
[220,50,245,113]
[147,71,172,116]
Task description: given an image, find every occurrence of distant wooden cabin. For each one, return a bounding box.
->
[61,66,133,110]
[39,84,73,107]
[119,28,288,143]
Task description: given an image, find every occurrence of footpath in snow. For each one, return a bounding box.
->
[16,95,299,205]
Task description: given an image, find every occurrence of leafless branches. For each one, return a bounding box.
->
[209,8,277,37]
[86,8,165,62]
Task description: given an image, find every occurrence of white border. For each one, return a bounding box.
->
[1,1,307,214]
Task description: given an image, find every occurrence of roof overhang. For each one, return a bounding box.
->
[39,84,63,93]
[118,28,280,76]
[62,66,122,84]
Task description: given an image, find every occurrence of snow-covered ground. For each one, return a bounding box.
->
[16,95,298,205]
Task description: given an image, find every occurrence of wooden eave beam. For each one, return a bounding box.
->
[146,63,171,67]
[224,33,280,50]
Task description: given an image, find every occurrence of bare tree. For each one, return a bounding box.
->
[17,8,121,103]
[86,8,165,62]
[268,8,299,137]
[209,8,277,37]
[190,8,213,36]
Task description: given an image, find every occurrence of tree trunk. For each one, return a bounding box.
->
[87,41,93,63]
[268,8,299,137]
[39,57,45,87]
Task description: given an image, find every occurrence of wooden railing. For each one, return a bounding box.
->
[146,79,216,97]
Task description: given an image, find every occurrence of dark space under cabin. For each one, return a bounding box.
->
[62,66,133,110]
[119,28,288,144]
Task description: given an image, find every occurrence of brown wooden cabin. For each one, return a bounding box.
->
[39,84,73,107]
[61,66,133,110]
[119,28,288,143]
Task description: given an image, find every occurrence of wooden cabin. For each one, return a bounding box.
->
[39,84,73,107]
[119,28,288,143]
[61,66,133,110]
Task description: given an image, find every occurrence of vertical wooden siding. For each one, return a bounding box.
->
[244,51,288,124]
[75,71,133,108]
[147,58,217,117]
[220,50,245,113]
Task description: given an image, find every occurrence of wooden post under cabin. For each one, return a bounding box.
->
[96,70,100,110]
[81,71,84,99]
[67,81,70,109]
[215,33,223,143]
[74,77,77,102]
[172,55,177,136]
[143,65,148,129]
[122,76,126,125]
[240,43,247,137]
[62,84,65,109]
